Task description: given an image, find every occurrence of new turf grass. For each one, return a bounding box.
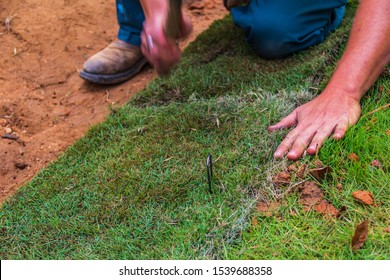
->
[0,1,389,259]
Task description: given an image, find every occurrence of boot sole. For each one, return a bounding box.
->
[79,57,148,85]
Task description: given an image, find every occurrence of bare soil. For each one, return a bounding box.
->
[0,0,227,201]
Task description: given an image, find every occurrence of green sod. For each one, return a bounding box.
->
[0,1,389,259]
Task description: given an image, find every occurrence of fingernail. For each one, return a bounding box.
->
[287,151,297,158]
[147,34,154,49]
[274,151,282,158]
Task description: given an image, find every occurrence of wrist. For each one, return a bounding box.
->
[324,82,364,102]
[140,0,166,20]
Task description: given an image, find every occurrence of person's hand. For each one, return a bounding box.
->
[140,3,192,75]
[268,87,362,160]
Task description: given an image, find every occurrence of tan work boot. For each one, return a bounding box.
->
[80,39,148,85]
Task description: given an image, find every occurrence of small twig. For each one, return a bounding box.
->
[105,90,110,102]
[213,156,221,164]
[4,14,15,32]
[218,178,226,192]
[362,103,390,118]
[276,179,307,200]
[0,114,14,119]
[163,157,175,163]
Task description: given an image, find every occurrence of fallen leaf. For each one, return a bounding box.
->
[288,163,297,172]
[352,220,369,251]
[251,216,258,226]
[256,201,280,217]
[352,190,375,205]
[298,181,339,217]
[313,159,324,168]
[336,183,343,190]
[256,201,269,212]
[348,153,359,162]
[369,117,378,125]
[272,171,291,186]
[370,160,381,168]
[384,226,390,233]
[298,181,324,208]
[309,166,333,181]
[386,130,390,136]
[297,164,307,178]
[314,201,339,217]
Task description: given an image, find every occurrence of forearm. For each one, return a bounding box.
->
[139,0,165,19]
[327,0,390,100]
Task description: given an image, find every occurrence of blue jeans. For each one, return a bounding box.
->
[116,0,348,57]
[117,0,144,46]
[231,0,348,58]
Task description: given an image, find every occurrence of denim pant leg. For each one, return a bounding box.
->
[117,0,145,46]
[231,0,348,58]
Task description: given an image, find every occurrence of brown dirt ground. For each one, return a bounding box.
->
[0,0,227,202]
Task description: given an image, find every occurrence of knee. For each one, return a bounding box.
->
[232,1,346,59]
[246,16,296,59]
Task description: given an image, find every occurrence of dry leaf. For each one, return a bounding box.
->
[298,181,324,208]
[272,171,291,186]
[370,160,381,168]
[298,181,339,217]
[386,130,390,136]
[256,201,269,212]
[352,220,369,251]
[251,216,258,226]
[297,164,307,178]
[369,117,378,125]
[352,190,375,205]
[348,153,359,162]
[314,201,339,217]
[336,183,343,190]
[384,226,390,233]
[256,201,280,217]
[288,163,297,172]
[313,159,324,168]
[309,166,333,181]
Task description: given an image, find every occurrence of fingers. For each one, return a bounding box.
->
[273,123,318,160]
[141,19,182,75]
[267,110,298,131]
[140,7,193,76]
[332,115,349,140]
[269,90,362,160]
[287,128,317,160]
[141,30,181,75]
[273,129,299,159]
[306,123,336,155]
[274,117,349,160]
